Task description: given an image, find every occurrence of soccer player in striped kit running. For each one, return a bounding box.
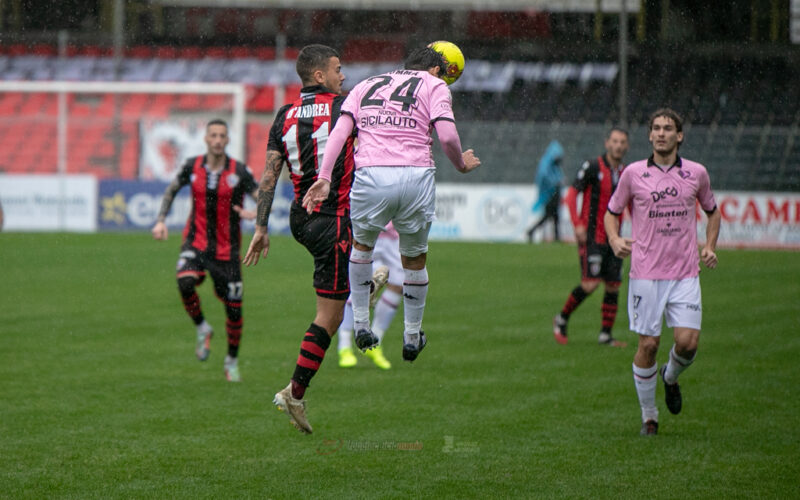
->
[605,108,721,436]
[152,119,258,383]
[244,45,354,434]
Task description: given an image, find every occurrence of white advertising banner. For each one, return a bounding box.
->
[0,174,97,232]
[713,191,800,249]
[432,184,800,249]
[432,184,540,242]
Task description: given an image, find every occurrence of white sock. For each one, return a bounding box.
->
[349,248,374,328]
[337,301,354,350]
[403,268,428,337]
[632,362,659,422]
[664,345,695,384]
[197,320,212,336]
[372,289,401,342]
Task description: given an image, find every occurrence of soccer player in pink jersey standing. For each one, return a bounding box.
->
[303,46,480,362]
[605,108,721,436]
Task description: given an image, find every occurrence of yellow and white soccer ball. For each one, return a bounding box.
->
[428,40,465,85]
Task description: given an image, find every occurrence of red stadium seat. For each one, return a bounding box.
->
[205,47,228,59]
[175,93,202,110]
[252,47,276,60]
[155,46,178,59]
[31,44,57,56]
[343,38,405,62]
[126,46,153,58]
[229,46,253,59]
[247,85,275,113]
[246,121,271,178]
[282,84,302,105]
[200,94,230,109]
[0,92,24,115]
[80,46,113,57]
[147,94,176,117]
[178,46,203,59]
[8,44,27,56]
[19,94,51,116]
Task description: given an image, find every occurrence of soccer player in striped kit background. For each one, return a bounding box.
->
[152,118,258,383]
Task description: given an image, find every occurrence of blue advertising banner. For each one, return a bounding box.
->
[97,179,293,234]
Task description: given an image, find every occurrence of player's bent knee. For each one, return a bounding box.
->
[401,252,427,270]
[637,335,660,356]
[177,276,198,296]
[225,304,242,322]
[353,240,374,252]
[580,280,601,293]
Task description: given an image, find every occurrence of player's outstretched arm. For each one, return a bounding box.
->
[243,226,269,266]
[243,151,283,266]
[152,178,182,240]
[700,207,721,269]
[434,120,479,173]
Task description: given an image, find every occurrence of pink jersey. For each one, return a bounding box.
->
[341,69,455,168]
[607,156,717,280]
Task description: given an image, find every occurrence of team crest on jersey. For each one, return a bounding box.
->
[588,254,602,277]
[226,173,240,188]
[678,169,692,179]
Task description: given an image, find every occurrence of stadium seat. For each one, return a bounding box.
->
[252,47,276,60]
[282,84,303,105]
[155,46,178,59]
[247,121,271,178]
[247,85,275,113]
[229,46,253,59]
[126,46,154,59]
[204,47,228,59]
[178,46,204,59]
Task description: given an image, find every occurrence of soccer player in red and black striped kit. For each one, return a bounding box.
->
[152,119,258,382]
[553,128,629,347]
[243,45,354,434]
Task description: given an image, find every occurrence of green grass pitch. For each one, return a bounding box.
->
[1,233,798,498]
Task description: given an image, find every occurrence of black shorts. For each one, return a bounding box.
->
[578,242,622,285]
[176,244,243,304]
[290,205,351,300]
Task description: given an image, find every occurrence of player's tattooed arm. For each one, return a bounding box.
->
[255,149,285,227]
[156,177,183,223]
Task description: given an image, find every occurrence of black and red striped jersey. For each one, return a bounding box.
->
[177,155,257,261]
[268,85,355,216]
[572,154,624,245]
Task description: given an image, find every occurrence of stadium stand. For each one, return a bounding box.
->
[0,44,798,190]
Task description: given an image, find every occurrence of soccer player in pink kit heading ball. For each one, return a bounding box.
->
[303,46,480,362]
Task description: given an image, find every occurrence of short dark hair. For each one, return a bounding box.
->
[207,118,228,130]
[648,108,683,134]
[296,44,339,85]
[404,47,447,77]
[607,126,628,139]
